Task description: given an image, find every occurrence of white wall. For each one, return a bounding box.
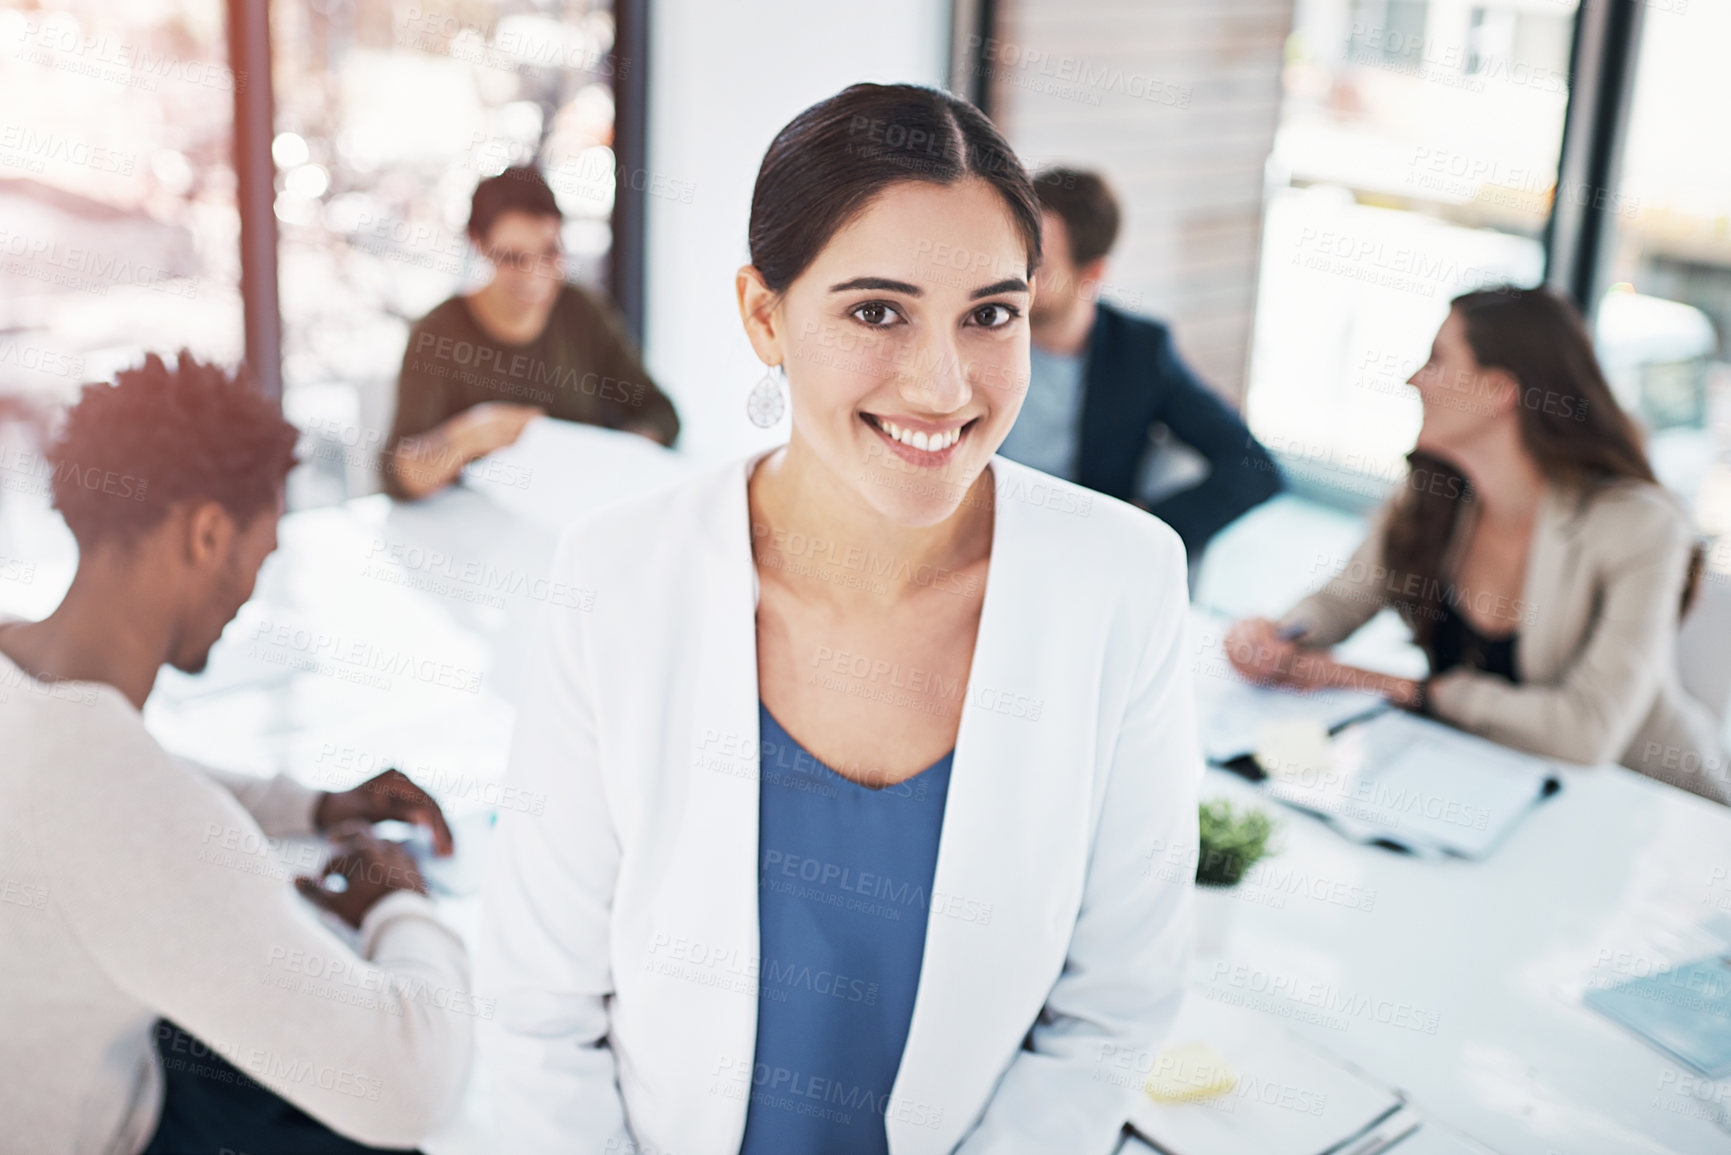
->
[642,0,952,465]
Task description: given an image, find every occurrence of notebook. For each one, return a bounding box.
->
[1185,610,1390,765]
[1261,711,1562,858]
[1585,953,1731,1077]
[1128,994,1421,1155]
[1195,677,1389,764]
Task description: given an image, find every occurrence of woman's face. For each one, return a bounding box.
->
[758,177,1033,528]
[477,210,566,309]
[1409,307,1515,457]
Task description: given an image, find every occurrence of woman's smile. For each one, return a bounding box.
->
[860,411,978,467]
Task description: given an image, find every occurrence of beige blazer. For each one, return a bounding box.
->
[1280,479,1728,805]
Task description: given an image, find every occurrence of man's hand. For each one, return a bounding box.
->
[315,768,455,857]
[295,829,428,929]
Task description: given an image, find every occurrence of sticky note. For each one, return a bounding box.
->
[1145,1039,1239,1103]
[1252,718,1333,783]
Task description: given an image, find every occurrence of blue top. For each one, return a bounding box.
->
[996,342,1086,481]
[738,703,955,1154]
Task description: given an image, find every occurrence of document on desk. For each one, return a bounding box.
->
[1128,994,1420,1155]
[1195,678,1388,764]
[1263,711,1561,858]
[1584,953,1731,1078]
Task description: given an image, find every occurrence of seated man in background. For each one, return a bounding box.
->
[998,166,1281,559]
[383,164,681,499]
[0,352,473,1154]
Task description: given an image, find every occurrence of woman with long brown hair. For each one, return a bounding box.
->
[1227,284,1727,804]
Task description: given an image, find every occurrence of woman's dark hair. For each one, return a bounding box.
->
[747,83,1042,294]
[1383,284,1669,648]
[50,351,299,548]
[468,165,562,242]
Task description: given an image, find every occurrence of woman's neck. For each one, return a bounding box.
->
[748,439,994,610]
[1449,426,1548,529]
[466,280,558,345]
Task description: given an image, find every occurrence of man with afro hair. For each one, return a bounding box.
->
[0,352,473,1154]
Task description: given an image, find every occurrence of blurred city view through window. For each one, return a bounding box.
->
[3,0,1727,527]
[1247,0,1579,505]
[0,1,242,412]
[271,0,621,504]
[1603,1,1731,542]
[1250,0,1731,536]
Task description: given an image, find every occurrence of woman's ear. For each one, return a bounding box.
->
[1482,367,1524,419]
[735,265,783,366]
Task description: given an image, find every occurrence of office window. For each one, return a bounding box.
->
[1347,0,1429,68]
[1599,1,1731,536]
[0,2,241,409]
[1245,0,1579,506]
[269,0,622,503]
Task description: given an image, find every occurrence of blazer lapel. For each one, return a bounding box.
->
[657,457,765,1154]
[1516,482,1575,684]
[887,461,1101,1154]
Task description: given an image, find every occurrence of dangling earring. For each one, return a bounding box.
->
[747,363,785,428]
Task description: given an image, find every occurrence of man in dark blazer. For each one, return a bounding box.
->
[999,168,1282,559]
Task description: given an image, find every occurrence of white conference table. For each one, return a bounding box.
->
[7,422,1729,1153]
[1189,760,1731,1155]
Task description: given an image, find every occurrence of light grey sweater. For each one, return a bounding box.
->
[0,645,474,1154]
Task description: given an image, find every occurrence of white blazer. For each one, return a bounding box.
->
[479,452,1203,1155]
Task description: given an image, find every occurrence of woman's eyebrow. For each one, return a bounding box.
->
[970,278,1029,299]
[830,276,921,295]
[826,275,1031,299]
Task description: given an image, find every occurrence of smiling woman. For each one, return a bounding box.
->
[479,83,1203,1155]
[740,82,1041,534]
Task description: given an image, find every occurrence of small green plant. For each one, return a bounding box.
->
[1196,800,1277,887]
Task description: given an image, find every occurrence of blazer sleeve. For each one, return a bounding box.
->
[1276,498,1398,646]
[478,527,632,1154]
[1142,333,1282,554]
[1427,493,1694,767]
[955,539,1202,1154]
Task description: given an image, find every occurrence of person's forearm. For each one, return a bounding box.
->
[1299,654,1423,707]
[1145,465,1279,557]
[177,757,323,838]
[389,420,475,499]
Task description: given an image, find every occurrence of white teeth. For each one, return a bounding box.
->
[875,418,961,452]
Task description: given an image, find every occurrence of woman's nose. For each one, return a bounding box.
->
[901,342,970,411]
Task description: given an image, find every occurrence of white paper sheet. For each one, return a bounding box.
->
[1129,993,1411,1155]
